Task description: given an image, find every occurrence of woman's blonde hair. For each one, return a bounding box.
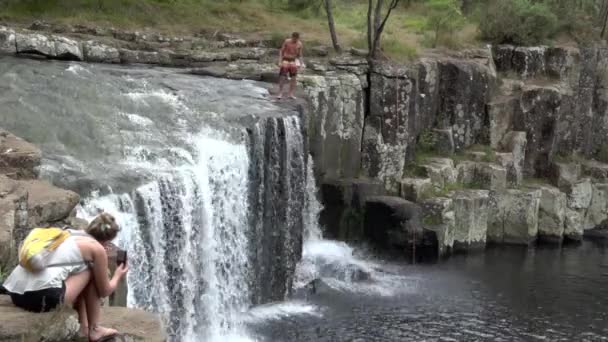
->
[86,212,120,242]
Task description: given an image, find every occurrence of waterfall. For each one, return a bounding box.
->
[79,117,307,341]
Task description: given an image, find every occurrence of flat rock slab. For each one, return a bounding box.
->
[0,296,165,341]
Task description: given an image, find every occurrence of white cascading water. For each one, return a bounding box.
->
[79,132,254,342]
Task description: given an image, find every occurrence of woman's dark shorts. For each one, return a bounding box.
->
[9,281,66,312]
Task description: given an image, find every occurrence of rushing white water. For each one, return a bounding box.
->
[294,157,414,298]
[79,132,254,342]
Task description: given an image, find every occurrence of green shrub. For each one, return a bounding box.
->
[479,0,558,45]
[424,0,465,48]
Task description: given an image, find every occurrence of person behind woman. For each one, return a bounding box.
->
[2,213,128,342]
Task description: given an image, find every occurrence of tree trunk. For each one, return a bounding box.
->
[324,0,341,53]
[369,0,400,59]
[367,0,374,57]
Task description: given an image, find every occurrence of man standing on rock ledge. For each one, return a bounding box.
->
[278,32,304,100]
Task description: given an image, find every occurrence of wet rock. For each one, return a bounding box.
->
[0,296,165,341]
[0,175,28,252]
[320,178,385,241]
[22,180,80,229]
[488,189,541,245]
[82,41,120,63]
[15,33,55,57]
[421,197,455,256]
[526,184,566,244]
[456,161,507,191]
[301,74,365,180]
[0,129,41,180]
[565,178,592,209]
[499,131,526,185]
[0,26,16,54]
[564,207,585,241]
[584,183,608,230]
[119,49,160,64]
[400,178,432,202]
[433,128,455,155]
[363,196,423,251]
[549,161,581,189]
[53,36,82,61]
[452,190,490,251]
[421,158,457,189]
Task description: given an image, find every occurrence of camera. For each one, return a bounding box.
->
[116,249,127,266]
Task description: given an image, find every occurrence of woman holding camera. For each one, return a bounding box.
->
[3,213,128,342]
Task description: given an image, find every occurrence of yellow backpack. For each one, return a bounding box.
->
[18,227,72,273]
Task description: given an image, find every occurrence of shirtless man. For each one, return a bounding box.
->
[278,32,304,99]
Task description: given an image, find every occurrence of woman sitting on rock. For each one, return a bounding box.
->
[2,213,128,342]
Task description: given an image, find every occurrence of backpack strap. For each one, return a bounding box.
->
[45,260,94,269]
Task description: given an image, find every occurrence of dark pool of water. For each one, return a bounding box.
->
[256,241,608,341]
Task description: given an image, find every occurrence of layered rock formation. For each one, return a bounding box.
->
[3,21,608,259]
[0,129,79,253]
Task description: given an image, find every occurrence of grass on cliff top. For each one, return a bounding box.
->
[0,0,481,62]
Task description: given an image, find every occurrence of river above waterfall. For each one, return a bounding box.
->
[254,241,608,342]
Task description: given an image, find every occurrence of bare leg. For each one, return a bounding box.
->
[75,295,88,337]
[65,271,92,338]
[278,74,286,98]
[84,279,118,341]
[288,76,297,98]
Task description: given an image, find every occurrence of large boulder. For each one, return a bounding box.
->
[82,41,121,63]
[584,183,608,230]
[421,197,455,256]
[320,178,384,241]
[0,176,28,253]
[511,85,561,176]
[495,152,520,187]
[0,26,16,55]
[53,36,83,61]
[119,49,160,64]
[456,161,507,190]
[488,97,517,149]
[565,178,592,209]
[302,74,365,180]
[527,184,566,243]
[564,207,585,241]
[582,160,608,183]
[0,129,41,180]
[499,131,526,185]
[399,177,432,202]
[421,158,457,189]
[488,189,541,245]
[0,296,166,341]
[550,161,582,189]
[22,180,80,230]
[15,32,55,56]
[364,196,425,252]
[451,190,490,251]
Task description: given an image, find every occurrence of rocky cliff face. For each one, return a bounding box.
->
[3,21,608,258]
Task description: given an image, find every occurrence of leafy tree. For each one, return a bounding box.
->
[425,0,465,47]
[479,0,558,45]
[367,0,402,59]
